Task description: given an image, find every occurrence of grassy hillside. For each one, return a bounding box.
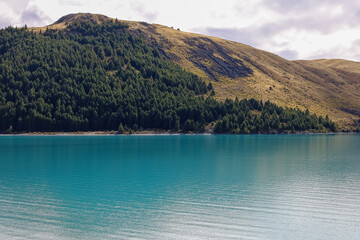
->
[0,17,336,133]
[128,23,360,129]
[36,13,359,129]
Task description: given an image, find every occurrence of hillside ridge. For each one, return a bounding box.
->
[0,19,338,134]
[53,13,111,25]
[30,13,360,128]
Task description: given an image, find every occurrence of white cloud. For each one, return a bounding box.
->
[0,0,359,61]
[0,0,50,27]
[20,4,51,26]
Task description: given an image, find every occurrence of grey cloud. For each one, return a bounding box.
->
[20,5,51,27]
[308,48,344,60]
[261,0,360,12]
[271,15,356,35]
[131,2,158,22]
[0,0,29,27]
[349,10,360,25]
[307,40,360,60]
[58,0,87,6]
[353,39,360,46]
[260,0,360,30]
[3,0,30,11]
[225,0,360,52]
[195,27,299,59]
[197,27,261,47]
[261,0,317,12]
[198,1,360,59]
[0,15,12,29]
[249,10,358,37]
[203,24,360,60]
[210,11,226,20]
[200,9,358,48]
[277,50,299,60]
[0,1,51,28]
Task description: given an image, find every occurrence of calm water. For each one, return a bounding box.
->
[0,134,359,240]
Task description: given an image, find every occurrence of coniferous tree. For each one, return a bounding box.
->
[117,123,125,134]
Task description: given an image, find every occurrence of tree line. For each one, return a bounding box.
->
[0,20,337,133]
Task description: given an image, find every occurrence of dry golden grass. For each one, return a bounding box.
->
[30,13,360,128]
[126,22,360,128]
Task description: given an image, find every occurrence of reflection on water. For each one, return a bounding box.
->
[0,135,360,239]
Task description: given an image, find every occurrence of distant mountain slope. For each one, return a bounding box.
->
[34,13,360,128]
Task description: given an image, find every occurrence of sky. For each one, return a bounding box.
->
[1,0,359,61]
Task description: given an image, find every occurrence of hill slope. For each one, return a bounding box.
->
[0,17,336,133]
[128,23,360,128]
[38,13,360,128]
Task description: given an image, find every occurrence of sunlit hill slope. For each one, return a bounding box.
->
[33,13,360,129]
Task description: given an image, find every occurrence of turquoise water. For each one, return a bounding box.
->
[0,135,359,239]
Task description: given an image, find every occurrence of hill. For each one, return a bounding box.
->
[35,13,360,129]
[127,23,360,129]
[0,14,347,133]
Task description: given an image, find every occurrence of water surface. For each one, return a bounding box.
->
[0,135,359,239]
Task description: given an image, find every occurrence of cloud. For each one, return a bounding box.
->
[0,1,23,27]
[307,39,360,60]
[261,0,316,12]
[20,5,51,27]
[197,27,260,47]
[197,26,300,59]
[260,0,360,31]
[353,39,360,46]
[0,16,11,29]
[3,0,31,11]
[261,0,360,12]
[0,2,14,28]
[194,0,360,60]
[130,1,158,22]
[0,0,51,27]
[278,50,299,60]
[58,0,87,6]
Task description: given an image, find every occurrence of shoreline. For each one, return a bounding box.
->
[0,131,358,136]
[0,130,182,136]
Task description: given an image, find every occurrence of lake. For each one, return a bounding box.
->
[0,134,359,239]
